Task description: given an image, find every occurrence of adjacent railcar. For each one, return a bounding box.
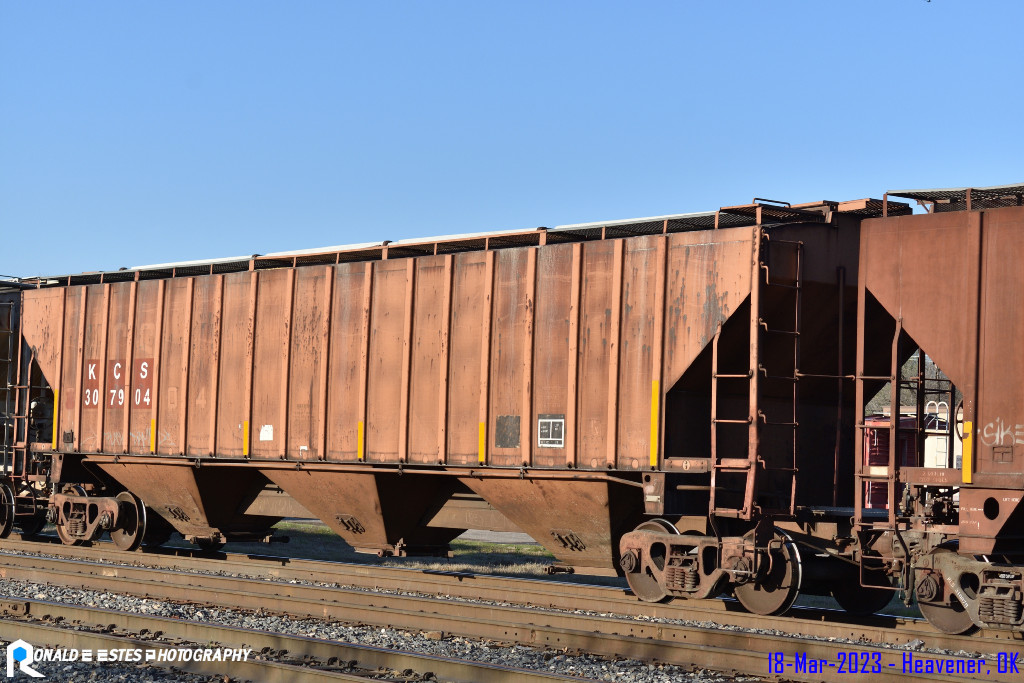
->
[2,182,1023,635]
[845,185,1024,634]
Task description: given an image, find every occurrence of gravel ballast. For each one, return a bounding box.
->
[1,656,229,682]
[0,577,757,682]
[0,544,984,658]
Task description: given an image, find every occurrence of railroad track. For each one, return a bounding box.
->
[0,539,1020,682]
[0,597,574,683]
[1,535,1020,651]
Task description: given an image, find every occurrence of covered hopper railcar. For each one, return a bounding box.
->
[2,183,1023,636]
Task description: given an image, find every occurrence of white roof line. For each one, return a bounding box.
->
[261,228,543,256]
[261,242,384,257]
[127,255,255,271]
[553,210,716,231]
[47,209,730,278]
[388,227,541,246]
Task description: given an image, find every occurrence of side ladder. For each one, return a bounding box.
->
[0,301,31,481]
[710,236,803,518]
[0,302,17,477]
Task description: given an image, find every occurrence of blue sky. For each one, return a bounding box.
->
[1,1,1021,277]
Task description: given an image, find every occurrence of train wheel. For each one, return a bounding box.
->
[17,514,47,537]
[142,513,174,548]
[14,485,47,537]
[918,596,975,635]
[56,523,87,546]
[733,532,802,616]
[110,492,147,552]
[0,483,14,539]
[831,565,894,616]
[622,519,679,603]
[916,546,977,634]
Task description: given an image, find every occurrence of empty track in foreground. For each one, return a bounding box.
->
[0,536,1021,682]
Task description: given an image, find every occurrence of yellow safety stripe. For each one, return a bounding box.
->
[52,390,59,451]
[478,422,486,464]
[357,421,364,460]
[962,421,973,484]
[650,380,660,468]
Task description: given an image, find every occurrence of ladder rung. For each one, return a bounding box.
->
[797,372,855,380]
[713,373,751,379]
[712,418,752,424]
[858,375,893,381]
[760,419,798,426]
[762,375,798,382]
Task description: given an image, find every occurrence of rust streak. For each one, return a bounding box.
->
[566,243,582,468]
[209,275,224,456]
[606,239,623,468]
[398,258,415,463]
[122,281,138,454]
[438,255,453,463]
[317,266,334,460]
[96,284,111,453]
[521,247,537,465]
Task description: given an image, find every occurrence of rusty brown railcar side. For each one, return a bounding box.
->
[853,192,1024,634]
[27,228,759,470]
[856,205,1024,551]
[14,206,863,570]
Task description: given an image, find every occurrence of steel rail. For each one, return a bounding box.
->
[1,537,1019,653]
[0,596,576,683]
[0,553,1008,682]
[0,618,366,682]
